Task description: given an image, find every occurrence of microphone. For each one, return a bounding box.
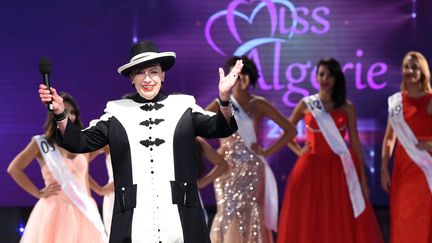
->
[39,57,53,111]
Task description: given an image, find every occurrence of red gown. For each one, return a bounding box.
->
[277,110,384,243]
[390,92,432,243]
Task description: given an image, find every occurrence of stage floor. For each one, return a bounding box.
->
[0,206,390,243]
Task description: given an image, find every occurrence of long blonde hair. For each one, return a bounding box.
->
[401,51,431,92]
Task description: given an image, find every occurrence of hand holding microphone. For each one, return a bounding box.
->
[39,58,53,111]
[38,57,65,116]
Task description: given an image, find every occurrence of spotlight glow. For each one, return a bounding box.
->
[18,224,25,236]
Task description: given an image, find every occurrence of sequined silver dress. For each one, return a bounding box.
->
[210,133,273,243]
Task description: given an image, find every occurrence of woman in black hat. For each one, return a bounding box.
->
[38,40,243,243]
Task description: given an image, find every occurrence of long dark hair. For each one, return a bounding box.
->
[224,55,259,88]
[317,58,347,108]
[43,92,83,145]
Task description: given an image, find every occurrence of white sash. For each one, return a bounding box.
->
[230,95,279,232]
[388,92,432,192]
[34,135,108,242]
[303,94,365,217]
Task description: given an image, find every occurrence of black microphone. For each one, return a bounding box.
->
[39,57,53,111]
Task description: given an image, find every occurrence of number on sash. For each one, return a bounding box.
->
[307,99,322,111]
[40,141,55,154]
[390,104,402,117]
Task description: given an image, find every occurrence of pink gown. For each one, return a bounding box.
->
[20,154,105,243]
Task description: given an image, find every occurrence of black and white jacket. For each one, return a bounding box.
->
[57,92,237,243]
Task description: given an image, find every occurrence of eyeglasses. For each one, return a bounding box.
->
[133,68,162,80]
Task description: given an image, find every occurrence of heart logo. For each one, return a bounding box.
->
[205,0,298,56]
[227,0,278,44]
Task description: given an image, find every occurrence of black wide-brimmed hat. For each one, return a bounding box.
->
[117,40,176,76]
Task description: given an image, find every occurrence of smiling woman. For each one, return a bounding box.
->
[130,65,165,99]
[38,40,244,243]
[381,51,432,243]
[278,58,384,243]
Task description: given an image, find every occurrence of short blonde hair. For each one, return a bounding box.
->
[401,51,431,92]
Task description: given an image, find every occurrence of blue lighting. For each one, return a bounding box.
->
[411,12,417,18]
[370,167,375,173]
[296,120,306,138]
[266,120,283,139]
[18,224,25,236]
[369,150,375,157]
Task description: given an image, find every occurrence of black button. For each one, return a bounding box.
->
[149,127,152,129]
[151,159,154,162]
[150,148,153,151]
[151,171,154,174]
[149,136,152,139]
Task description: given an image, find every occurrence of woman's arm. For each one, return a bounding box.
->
[7,138,60,198]
[345,102,369,198]
[252,98,297,157]
[88,148,105,162]
[285,100,307,155]
[40,84,110,153]
[196,137,228,189]
[86,147,114,196]
[205,99,219,113]
[218,60,244,121]
[417,141,432,152]
[416,97,432,151]
[287,140,310,157]
[381,120,396,193]
[89,175,114,196]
